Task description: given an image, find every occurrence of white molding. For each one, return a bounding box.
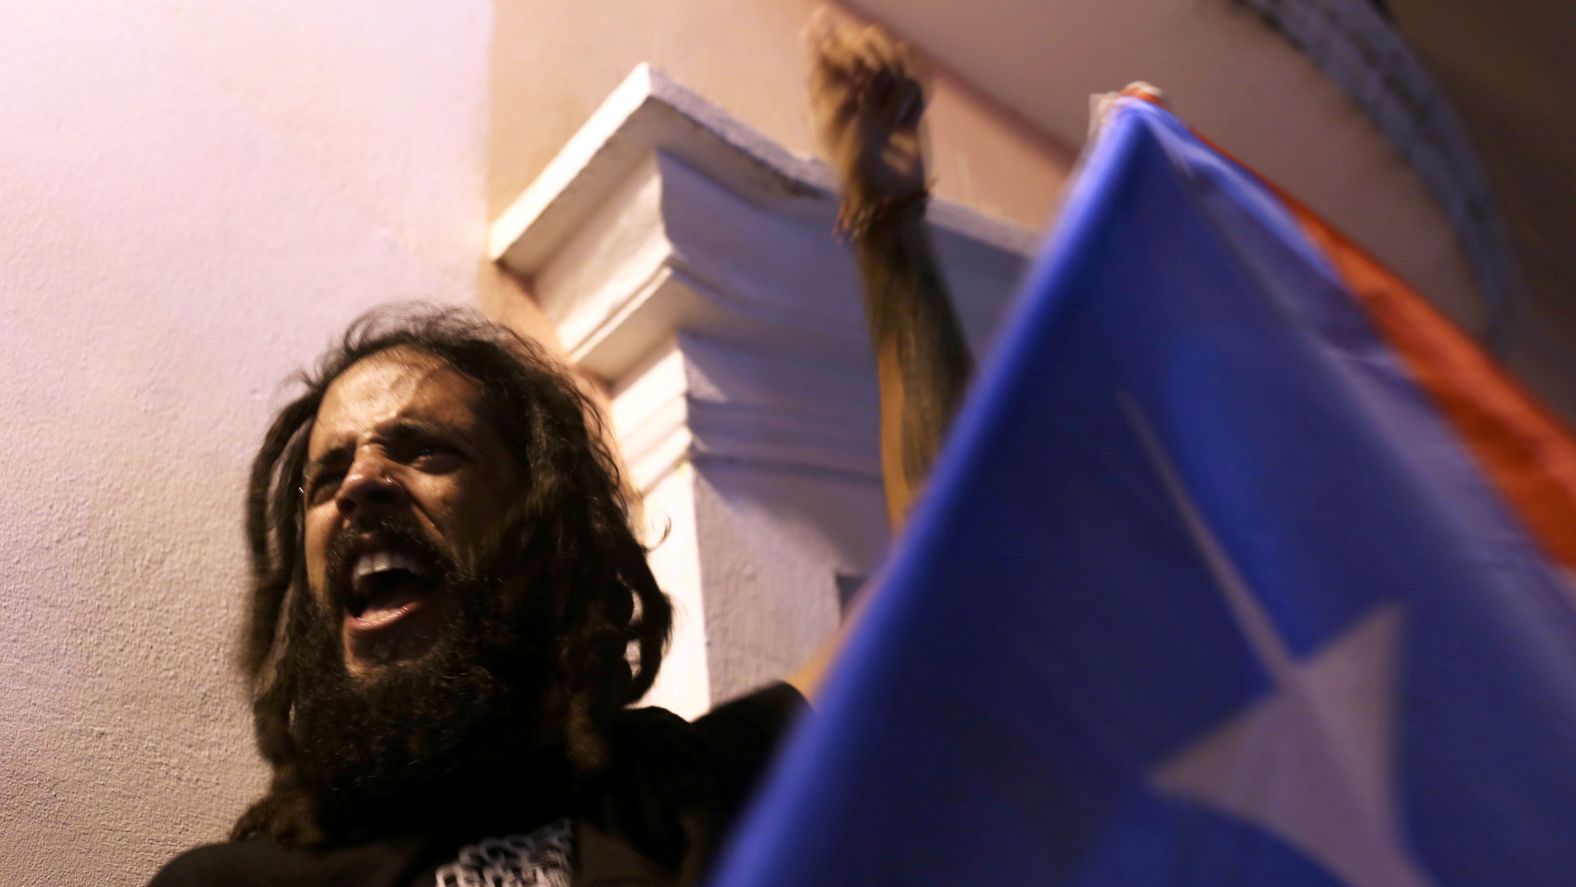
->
[610,331,883,497]
[608,339,693,495]
[492,64,1038,268]
[492,65,1039,706]
[490,64,1039,387]
[489,64,829,268]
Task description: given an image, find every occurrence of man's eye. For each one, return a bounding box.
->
[304,472,342,504]
[408,441,460,466]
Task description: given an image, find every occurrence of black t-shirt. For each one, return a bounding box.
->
[149,683,803,887]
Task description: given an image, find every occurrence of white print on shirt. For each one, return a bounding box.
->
[434,818,573,887]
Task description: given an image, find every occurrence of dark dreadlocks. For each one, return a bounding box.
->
[232,305,671,846]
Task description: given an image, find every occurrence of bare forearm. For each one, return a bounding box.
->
[853,210,972,527]
[788,215,968,698]
[792,9,969,700]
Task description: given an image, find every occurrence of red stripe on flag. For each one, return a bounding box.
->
[1135,95,1576,571]
[1286,205,1576,571]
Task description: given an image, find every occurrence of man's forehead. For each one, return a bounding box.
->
[307,349,485,456]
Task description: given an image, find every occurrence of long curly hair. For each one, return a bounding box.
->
[233,305,671,844]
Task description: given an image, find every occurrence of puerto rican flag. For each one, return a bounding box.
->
[713,95,1576,886]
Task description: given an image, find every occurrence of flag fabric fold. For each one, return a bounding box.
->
[711,98,1576,886]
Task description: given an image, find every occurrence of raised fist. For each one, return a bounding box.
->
[805,9,931,221]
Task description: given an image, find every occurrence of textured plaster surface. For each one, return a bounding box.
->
[0,2,492,883]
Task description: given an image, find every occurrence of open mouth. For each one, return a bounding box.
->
[345,549,440,633]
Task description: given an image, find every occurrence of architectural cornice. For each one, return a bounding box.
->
[489,65,1038,709]
[491,64,1037,492]
[490,64,1036,381]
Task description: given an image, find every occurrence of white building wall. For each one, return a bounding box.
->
[0,2,493,883]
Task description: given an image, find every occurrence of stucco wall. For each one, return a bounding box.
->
[0,2,492,883]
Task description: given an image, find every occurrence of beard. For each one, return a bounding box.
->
[281,517,564,835]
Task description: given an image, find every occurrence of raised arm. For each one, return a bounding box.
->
[806,14,973,531]
[790,14,974,698]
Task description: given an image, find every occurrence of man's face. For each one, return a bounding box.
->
[302,347,523,678]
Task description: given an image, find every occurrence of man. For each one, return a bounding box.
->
[152,15,969,886]
[154,311,803,885]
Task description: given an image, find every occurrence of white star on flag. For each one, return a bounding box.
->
[1120,395,1433,887]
